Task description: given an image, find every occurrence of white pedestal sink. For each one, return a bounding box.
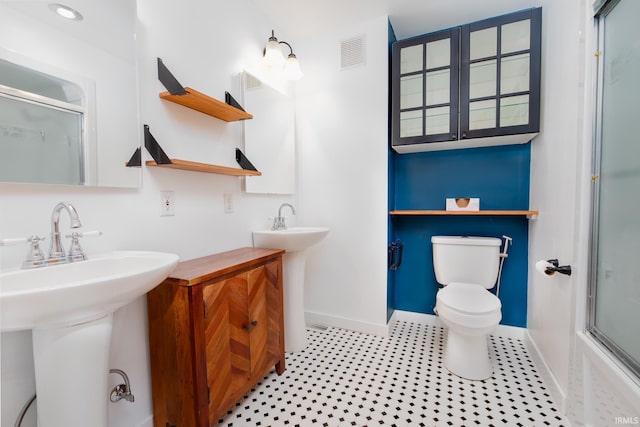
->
[252,227,329,352]
[0,251,179,427]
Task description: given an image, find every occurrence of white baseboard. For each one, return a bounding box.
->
[304,311,390,337]
[391,309,443,328]
[524,330,568,413]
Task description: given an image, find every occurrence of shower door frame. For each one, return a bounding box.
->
[588,0,640,380]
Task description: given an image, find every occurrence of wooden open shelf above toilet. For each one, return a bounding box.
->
[389,210,538,219]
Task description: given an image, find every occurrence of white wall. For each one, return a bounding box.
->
[527,0,584,409]
[295,16,390,334]
[529,1,640,423]
[0,1,295,426]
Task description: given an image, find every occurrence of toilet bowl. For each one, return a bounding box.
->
[431,235,503,380]
[436,282,501,380]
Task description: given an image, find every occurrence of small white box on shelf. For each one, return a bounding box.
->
[446,197,480,211]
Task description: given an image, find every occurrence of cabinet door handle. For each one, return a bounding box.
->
[244,320,258,331]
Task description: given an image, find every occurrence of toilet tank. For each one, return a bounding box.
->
[431,236,502,288]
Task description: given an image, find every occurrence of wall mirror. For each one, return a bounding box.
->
[0,0,141,188]
[242,71,295,195]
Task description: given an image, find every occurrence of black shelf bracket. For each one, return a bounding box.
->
[157,58,187,95]
[125,147,142,167]
[144,125,172,165]
[158,58,248,113]
[235,148,258,171]
[225,91,246,112]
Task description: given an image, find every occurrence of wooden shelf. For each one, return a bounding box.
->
[159,87,253,122]
[390,210,538,218]
[146,159,261,177]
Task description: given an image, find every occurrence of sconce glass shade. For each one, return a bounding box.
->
[263,30,302,80]
[263,37,285,67]
[283,54,304,80]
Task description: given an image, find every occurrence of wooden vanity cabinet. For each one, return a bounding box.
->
[147,247,286,427]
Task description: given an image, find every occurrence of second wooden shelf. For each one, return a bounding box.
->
[146,159,261,177]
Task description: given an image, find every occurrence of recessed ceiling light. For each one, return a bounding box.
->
[48,3,83,21]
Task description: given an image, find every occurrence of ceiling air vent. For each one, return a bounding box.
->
[341,36,366,70]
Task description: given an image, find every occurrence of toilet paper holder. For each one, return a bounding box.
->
[388,240,403,270]
[544,259,572,276]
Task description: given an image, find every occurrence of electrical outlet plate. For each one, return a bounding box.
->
[223,193,233,213]
[160,191,175,216]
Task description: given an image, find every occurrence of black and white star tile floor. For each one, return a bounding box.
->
[216,321,569,426]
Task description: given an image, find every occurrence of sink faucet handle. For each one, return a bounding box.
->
[65,231,101,262]
[25,236,47,268]
[66,230,102,239]
[26,235,47,266]
[1,235,47,269]
[0,237,28,246]
[0,235,45,246]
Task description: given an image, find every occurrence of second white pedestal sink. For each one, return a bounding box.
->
[253,227,329,352]
[0,250,179,427]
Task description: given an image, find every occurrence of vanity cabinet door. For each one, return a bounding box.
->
[202,277,235,421]
[203,259,284,425]
[391,28,460,149]
[246,260,284,378]
[460,8,541,140]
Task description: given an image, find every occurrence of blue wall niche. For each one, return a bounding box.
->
[389,143,531,328]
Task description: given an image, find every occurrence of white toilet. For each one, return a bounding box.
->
[432,235,503,380]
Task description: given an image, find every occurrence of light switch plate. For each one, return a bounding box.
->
[223,193,233,213]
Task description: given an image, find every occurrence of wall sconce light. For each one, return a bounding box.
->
[263,30,303,80]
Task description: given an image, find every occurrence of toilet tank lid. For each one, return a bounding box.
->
[431,236,501,246]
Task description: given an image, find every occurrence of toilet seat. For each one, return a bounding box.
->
[436,282,502,331]
[437,282,501,314]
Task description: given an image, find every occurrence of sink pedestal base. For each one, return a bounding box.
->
[252,227,330,353]
[32,314,113,427]
[282,251,307,352]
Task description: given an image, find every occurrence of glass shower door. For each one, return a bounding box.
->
[590,0,640,377]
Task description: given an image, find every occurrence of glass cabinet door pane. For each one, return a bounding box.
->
[426,38,450,69]
[501,53,530,94]
[400,45,423,74]
[400,110,423,137]
[500,94,529,126]
[469,59,497,99]
[470,27,497,60]
[501,19,530,54]
[425,106,450,135]
[425,69,450,106]
[469,99,496,130]
[400,74,423,109]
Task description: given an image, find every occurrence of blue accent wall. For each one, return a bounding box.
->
[389,144,531,327]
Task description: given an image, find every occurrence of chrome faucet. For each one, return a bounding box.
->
[272,203,295,230]
[48,202,82,264]
[0,202,96,269]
